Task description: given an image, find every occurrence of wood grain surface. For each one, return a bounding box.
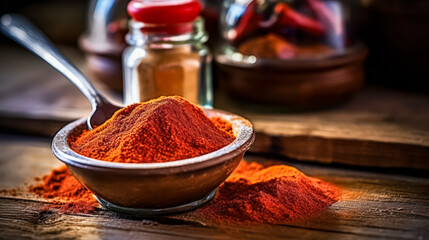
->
[1,46,429,170]
[0,133,428,240]
[216,87,429,170]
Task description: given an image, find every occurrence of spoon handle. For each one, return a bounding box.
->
[0,14,105,107]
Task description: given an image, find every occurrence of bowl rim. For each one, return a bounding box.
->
[215,43,368,70]
[52,108,255,171]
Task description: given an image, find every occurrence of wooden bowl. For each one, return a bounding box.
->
[216,44,368,108]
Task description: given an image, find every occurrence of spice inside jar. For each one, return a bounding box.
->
[135,45,201,104]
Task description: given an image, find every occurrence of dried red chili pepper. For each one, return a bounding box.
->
[274,2,325,35]
[229,0,262,43]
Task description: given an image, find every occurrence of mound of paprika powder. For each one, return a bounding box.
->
[70,96,235,163]
[194,161,340,224]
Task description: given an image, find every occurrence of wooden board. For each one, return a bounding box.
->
[0,133,428,239]
[215,87,429,170]
[1,45,429,169]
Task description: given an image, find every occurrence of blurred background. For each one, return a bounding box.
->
[0,1,87,45]
[2,0,428,91]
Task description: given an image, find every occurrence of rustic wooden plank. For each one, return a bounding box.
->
[0,133,428,239]
[1,46,429,169]
[215,87,429,169]
[1,196,427,240]
[0,134,61,193]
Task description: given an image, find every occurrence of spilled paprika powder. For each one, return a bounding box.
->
[29,161,340,220]
[194,161,341,224]
[70,96,235,163]
[29,166,98,214]
[27,96,340,220]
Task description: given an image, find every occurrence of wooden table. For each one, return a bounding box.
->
[1,133,428,240]
[1,45,429,239]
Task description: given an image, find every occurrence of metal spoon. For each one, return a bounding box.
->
[0,14,121,129]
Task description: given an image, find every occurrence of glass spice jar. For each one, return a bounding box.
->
[123,0,213,107]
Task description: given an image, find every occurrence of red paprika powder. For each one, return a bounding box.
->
[238,33,334,59]
[194,161,340,224]
[29,166,98,214]
[70,96,235,163]
[238,33,297,59]
[29,161,340,220]
[274,2,325,36]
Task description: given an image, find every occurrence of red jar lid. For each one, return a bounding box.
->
[128,0,202,24]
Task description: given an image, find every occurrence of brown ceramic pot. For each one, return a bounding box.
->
[216,44,368,108]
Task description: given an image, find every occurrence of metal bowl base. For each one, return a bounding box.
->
[95,189,217,216]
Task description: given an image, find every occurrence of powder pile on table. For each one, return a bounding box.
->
[195,161,340,224]
[30,161,340,221]
[29,166,98,214]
